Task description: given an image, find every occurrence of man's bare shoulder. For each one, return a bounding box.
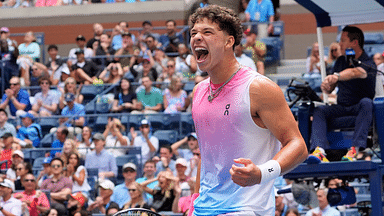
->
[249,76,283,99]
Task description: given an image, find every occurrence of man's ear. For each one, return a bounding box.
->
[225,36,235,49]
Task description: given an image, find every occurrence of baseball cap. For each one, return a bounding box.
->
[64,93,75,102]
[0,27,9,33]
[1,132,13,139]
[75,48,84,54]
[42,157,52,164]
[76,35,86,41]
[99,179,115,190]
[67,192,87,207]
[12,150,24,159]
[0,179,15,191]
[92,132,105,141]
[188,132,197,140]
[291,182,319,208]
[175,158,187,167]
[21,112,35,121]
[140,119,151,127]
[123,162,137,171]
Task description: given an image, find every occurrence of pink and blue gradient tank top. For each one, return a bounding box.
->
[192,66,281,215]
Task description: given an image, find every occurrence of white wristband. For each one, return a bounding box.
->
[258,160,281,184]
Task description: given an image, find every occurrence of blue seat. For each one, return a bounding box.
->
[87,176,98,200]
[32,157,46,175]
[40,133,55,148]
[87,168,99,178]
[84,100,96,114]
[39,117,58,136]
[80,85,102,102]
[96,103,111,114]
[271,21,284,37]
[164,114,181,131]
[183,81,195,94]
[364,32,384,44]
[129,115,145,130]
[120,115,131,130]
[261,37,283,66]
[180,113,194,136]
[153,130,178,147]
[364,44,384,58]
[94,116,109,132]
[147,114,166,131]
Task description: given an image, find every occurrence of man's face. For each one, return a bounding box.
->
[100,34,110,44]
[143,23,152,33]
[317,190,328,209]
[160,148,173,160]
[31,65,43,78]
[139,124,150,135]
[22,174,36,191]
[94,139,105,152]
[0,111,7,123]
[48,48,58,59]
[0,185,10,197]
[56,128,66,141]
[9,78,20,93]
[2,136,13,147]
[176,164,187,174]
[40,80,50,91]
[143,162,156,176]
[99,187,112,198]
[190,18,229,73]
[21,117,32,127]
[94,24,104,36]
[123,35,133,48]
[122,168,137,181]
[145,37,155,48]
[339,31,355,55]
[187,138,198,150]
[373,53,384,66]
[141,77,152,89]
[166,21,176,34]
[76,39,86,48]
[166,61,175,75]
[119,22,129,32]
[50,160,63,176]
[76,53,85,62]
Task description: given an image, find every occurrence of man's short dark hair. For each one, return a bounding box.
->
[51,157,64,166]
[166,20,177,26]
[119,21,129,28]
[189,5,243,50]
[144,159,156,167]
[342,25,364,49]
[0,109,8,117]
[38,76,51,85]
[161,145,173,154]
[142,20,152,26]
[59,126,69,137]
[146,35,155,41]
[47,44,58,51]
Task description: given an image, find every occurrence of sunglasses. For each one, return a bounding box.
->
[141,125,149,128]
[24,179,35,182]
[167,65,175,68]
[124,169,136,173]
[51,165,62,168]
[193,153,200,156]
[128,189,137,192]
[331,49,338,52]
[9,83,19,86]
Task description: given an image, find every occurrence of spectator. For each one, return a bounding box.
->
[136,160,158,204]
[17,112,42,148]
[77,126,94,159]
[14,161,32,190]
[286,208,300,216]
[135,76,163,113]
[58,77,84,110]
[93,33,115,67]
[305,188,340,216]
[139,20,160,42]
[156,146,176,175]
[0,0,21,8]
[18,31,41,84]
[140,171,179,212]
[238,0,250,23]
[143,35,159,53]
[245,0,275,39]
[99,62,124,84]
[111,78,140,113]
[375,52,384,94]
[187,0,209,20]
[41,158,73,215]
[0,179,22,216]
[119,21,136,43]
[43,208,58,216]
[122,182,152,210]
[57,139,78,167]
[243,28,266,75]
[50,126,68,159]
[130,119,159,164]
[0,28,19,88]
[373,52,384,67]
[71,49,101,84]
[0,133,14,170]
[174,177,195,213]
[111,24,123,51]
[326,42,342,74]
[68,35,94,69]
[105,202,120,216]
[36,157,52,188]
[305,42,327,78]
[0,108,16,137]
[115,32,137,73]
[66,192,87,216]
[6,150,24,182]
[86,23,104,49]
[153,49,169,76]
[158,20,184,53]
[111,162,137,208]
[28,62,49,95]
[175,44,197,80]
[45,44,70,86]
[102,118,129,157]
[163,76,190,113]
[130,54,158,83]
[30,77,59,117]
[234,44,257,71]
[275,188,288,216]
[0,27,17,53]
[85,133,118,179]
[309,26,376,162]
[58,93,85,137]
[14,173,50,216]
[174,158,191,196]
[87,179,116,214]
[0,76,32,117]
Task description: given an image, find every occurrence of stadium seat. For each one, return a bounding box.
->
[128,114,145,130]
[120,115,131,130]
[364,32,384,44]
[153,130,178,147]
[94,116,109,132]
[87,176,98,201]
[87,168,99,178]
[180,113,194,137]
[147,114,166,131]
[183,81,195,95]
[260,37,283,66]
[40,133,56,148]
[164,114,182,132]
[32,157,45,175]
[271,21,284,37]
[81,85,102,103]
[39,117,58,136]
[364,44,384,58]
[96,103,111,114]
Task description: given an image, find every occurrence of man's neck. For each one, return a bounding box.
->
[3,145,12,150]
[103,196,111,205]
[145,86,152,93]
[354,48,363,59]
[145,174,155,180]
[2,194,11,202]
[209,55,240,84]
[320,204,328,211]
[0,121,5,128]
[125,179,134,187]
[53,174,62,181]
[96,149,103,154]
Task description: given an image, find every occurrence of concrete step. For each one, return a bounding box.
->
[280,59,307,67]
[277,65,306,75]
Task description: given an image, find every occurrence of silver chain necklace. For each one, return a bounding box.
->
[208,65,242,102]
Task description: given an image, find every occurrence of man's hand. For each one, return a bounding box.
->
[5,89,14,99]
[312,212,322,216]
[229,158,261,187]
[130,127,137,139]
[161,157,169,167]
[321,74,338,93]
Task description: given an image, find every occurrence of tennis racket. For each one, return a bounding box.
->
[112,208,161,216]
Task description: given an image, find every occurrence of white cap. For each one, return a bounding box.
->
[12,150,24,159]
[122,162,137,171]
[99,179,115,190]
[0,179,15,191]
[176,158,187,167]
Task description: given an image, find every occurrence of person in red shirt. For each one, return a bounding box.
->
[0,133,14,170]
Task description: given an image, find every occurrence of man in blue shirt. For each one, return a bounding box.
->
[16,112,42,148]
[136,160,158,204]
[158,20,184,53]
[50,126,68,157]
[245,0,275,39]
[59,93,85,137]
[0,77,31,116]
[111,162,137,208]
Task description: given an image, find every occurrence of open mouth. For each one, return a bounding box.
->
[195,47,209,63]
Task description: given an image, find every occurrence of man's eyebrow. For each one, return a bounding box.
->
[191,27,215,32]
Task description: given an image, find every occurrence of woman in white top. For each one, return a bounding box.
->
[77,126,94,159]
[65,152,91,197]
[103,118,130,157]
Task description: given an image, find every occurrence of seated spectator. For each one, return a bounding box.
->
[115,32,137,73]
[84,133,118,179]
[374,52,384,67]
[175,44,197,80]
[130,55,158,83]
[0,108,16,138]
[58,77,84,110]
[171,133,199,163]
[188,148,200,178]
[119,21,136,44]
[122,182,152,210]
[0,76,32,117]
[46,44,70,86]
[0,179,22,216]
[153,49,169,76]
[87,179,116,214]
[136,160,158,204]
[71,49,100,85]
[16,112,42,148]
[50,126,68,158]
[326,42,342,74]
[175,158,190,185]
[18,31,40,85]
[28,62,49,95]
[0,28,19,89]
[103,118,129,157]
[105,202,120,216]
[92,33,115,68]
[99,62,124,84]
[163,76,190,113]
[130,119,159,164]
[0,133,15,170]
[139,20,160,43]
[243,28,266,75]
[66,192,88,216]
[305,42,327,78]
[77,126,94,159]
[41,158,73,216]
[57,93,85,137]
[143,35,160,53]
[156,146,176,175]
[14,161,32,190]
[36,157,52,188]
[111,24,123,51]
[14,173,50,216]
[111,162,137,208]
[157,59,183,89]
[111,78,140,113]
[140,171,180,212]
[68,35,94,69]
[57,139,78,166]
[86,23,104,49]
[30,77,59,117]
[234,44,257,71]
[134,76,163,114]
[158,20,184,53]
[6,150,24,182]
[305,188,340,216]
[174,177,196,213]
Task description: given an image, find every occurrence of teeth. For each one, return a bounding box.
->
[195,47,207,51]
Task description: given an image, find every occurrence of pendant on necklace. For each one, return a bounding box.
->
[208,95,213,102]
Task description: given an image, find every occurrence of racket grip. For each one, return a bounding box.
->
[187,193,199,216]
